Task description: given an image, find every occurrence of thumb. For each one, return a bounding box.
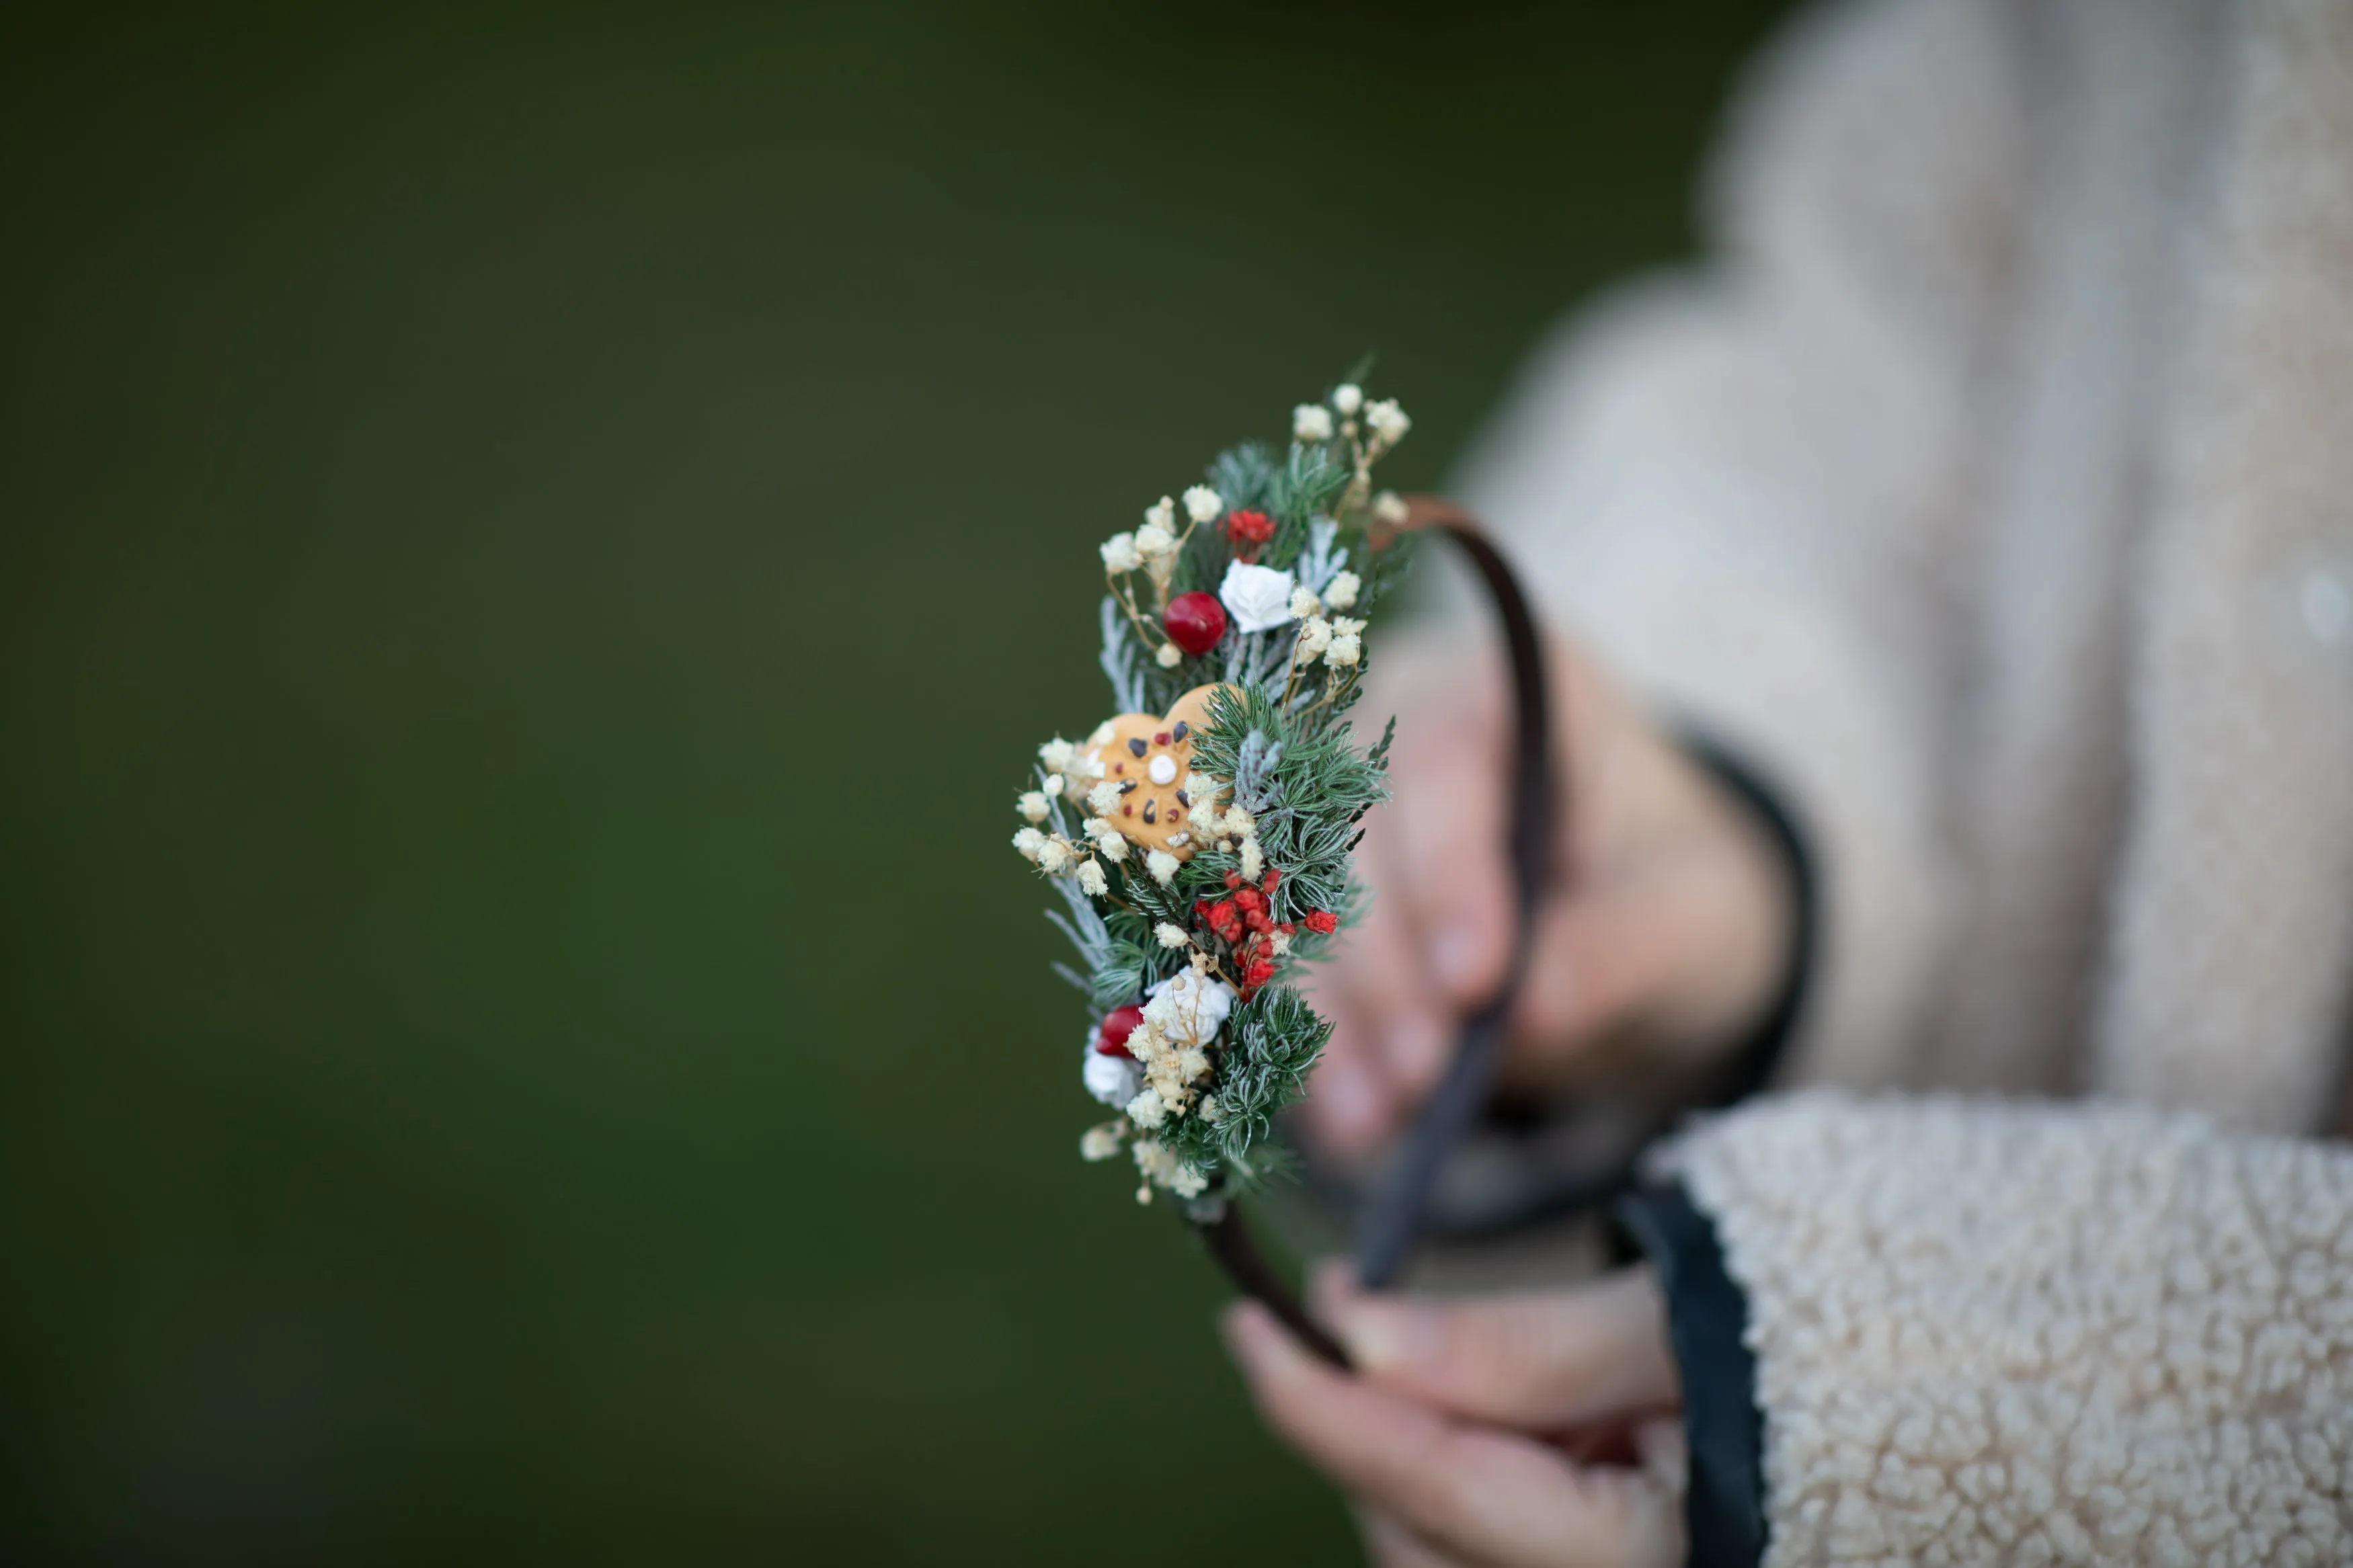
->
[1321,1266,1678,1431]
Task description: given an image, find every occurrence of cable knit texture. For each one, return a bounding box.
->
[1660,1094,2353,1565]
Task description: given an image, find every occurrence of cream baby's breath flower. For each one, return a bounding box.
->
[1290,585,1322,620]
[1146,850,1180,886]
[1373,490,1408,526]
[1365,399,1410,444]
[1088,779,1124,815]
[1182,485,1223,524]
[1126,1087,1168,1129]
[1037,837,1072,873]
[1296,616,1333,661]
[1155,921,1191,949]
[1332,383,1363,415]
[1155,642,1181,668]
[1326,632,1361,667]
[1096,829,1128,863]
[1135,524,1174,559]
[1080,1122,1125,1161]
[1039,738,1076,773]
[1145,496,1175,532]
[1323,570,1360,610]
[1076,859,1109,897]
[1012,827,1045,860]
[1101,532,1142,573]
[1017,791,1051,823]
[1293,404,1334,442]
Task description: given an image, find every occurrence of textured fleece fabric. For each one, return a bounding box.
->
[1659,1094,2353,1565]
[1452,0,2353,1131]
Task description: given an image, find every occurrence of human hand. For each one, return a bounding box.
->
[1223,1264,1683,1567]
[1302,628,1796,1161]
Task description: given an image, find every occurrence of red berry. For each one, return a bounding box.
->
[1095,1004,1145,1057]
[1224,872,1244,891]
[1304,909,1339,935]
[1162,592,1227,656]
[1261,870,1281,893]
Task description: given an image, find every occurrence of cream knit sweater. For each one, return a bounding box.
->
[1448,0,2353,1556]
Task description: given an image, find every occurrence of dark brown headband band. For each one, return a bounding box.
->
[1194,495,1558,1367]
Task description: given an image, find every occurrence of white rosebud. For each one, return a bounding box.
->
[1218,559,1299,634]
[1101,532,1142,573]
[1289,585,1322,620]
[1154,641,1181,669]
[1365,399,1411,444]
[1012,827,1045,861]
[1017,790,1051,823]
[1182,485,1223,524]
[1080,1123,1125,1161]
[1323,570,1360,610]
[1372,490,1408,526]
[1125,1087,1168,1129]
[1326,632,1361,667]
[1096,830,1128,863]
[1145,496,1175,531]
[1155,921,1191,949]
[1332,383,1363,415]
[1146,850,1180,886]
[1135,523,1174,558]
[1088,780,1123,815]
[1039,738,1076,773]
[1037,837,1072,873]
[1296,616,1333,660]
[1293,404,1334,442]
[1076,859,1109,897]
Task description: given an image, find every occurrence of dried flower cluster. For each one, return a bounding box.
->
[1010,379,1416,1208]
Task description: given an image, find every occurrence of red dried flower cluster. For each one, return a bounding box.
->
[1189,867,1337,999]
[1224,509,1275,563]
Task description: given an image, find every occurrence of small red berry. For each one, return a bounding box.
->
[1223,871,1244,891]
[1162,591,1227,656]
[1095,1004,1145,1057]
[1261,870,1281,893]
[1303,909,1339,935]
[1247,958,1277,987]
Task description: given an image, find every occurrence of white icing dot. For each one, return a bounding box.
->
[1148,755,1176,785]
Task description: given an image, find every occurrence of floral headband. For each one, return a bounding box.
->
[1009,382,1554,1360]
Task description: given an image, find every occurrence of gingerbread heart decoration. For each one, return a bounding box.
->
[1082,683,1231,859]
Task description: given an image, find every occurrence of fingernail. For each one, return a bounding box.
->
[1383,1015,1445,1080]
[1431,925,1483,991]
[1334,1298,1437,1376]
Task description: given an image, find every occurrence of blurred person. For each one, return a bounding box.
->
[1227,0,2353,1561]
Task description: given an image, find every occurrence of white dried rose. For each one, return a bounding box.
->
[1144,969,1236,1046]
[1293,404,1334,442]
[1085,1047,1140,1108]
[1323,570,1360,610]
[1182,485,1223,524]
[1219,559,1299,634]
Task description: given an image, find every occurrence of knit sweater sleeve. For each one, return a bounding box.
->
[1450,0,2032,1090]
[1655,1093,2353,1564]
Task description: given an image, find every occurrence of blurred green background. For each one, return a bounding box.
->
[2,5,1791,1561]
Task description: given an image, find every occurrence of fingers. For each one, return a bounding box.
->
[1303,810,1449,1159]
[1316,1263,1679,1431]
[1385,699,1515,1016]
[1224,1301,1682,1568]
[1353,1505,1470,1568]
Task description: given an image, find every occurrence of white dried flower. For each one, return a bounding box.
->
[1135,523,1174,558]
[1289,585,1322,620]
[1296,616,1333,661]
[1155,641,1181,669]
[1080,1122,1125,1161]
[1293,404,1334,442]
[1222,805,1255,837]
[1182,485,1223,524]
[1198,1096,1222,1124]
[1088,780,1124,815]
[1219,559,1299,634]
[1043,772,1065,795]
[1017,790,1051,823]
[1240,837,1265,881]
[1146,850,1180,886]
[1145,969,1236,1046]
[1168,1163,1207,1198]
[1096,829,1128,863]
[1011,827,1045,861]
[1332,616,1366,636]
[1039,738,1076,773]
[1323,570,1361,610]
[1326,632,1361,667]
[1101,532,1142,573]
[1076,859,1109,897]
[1332,383,1363,415]
[1037,837,1072,873]
[1365,398,1411,444]
[1084,1047,1140,1108]
[1373,490,1408,526]
[1087,719,1117,747]
[1268,929,1293,956]
[1145,496,1175,531]
[1155,921,1191,950]
[1125,1087,1168,1129]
